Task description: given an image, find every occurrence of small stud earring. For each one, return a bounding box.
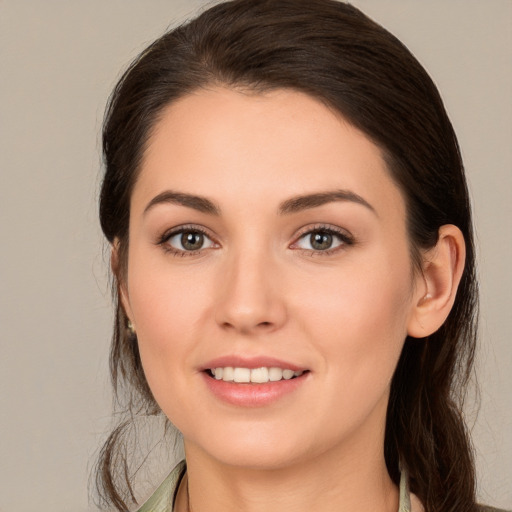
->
[127,320,136,335]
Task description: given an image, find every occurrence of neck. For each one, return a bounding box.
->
[177,433,398,512]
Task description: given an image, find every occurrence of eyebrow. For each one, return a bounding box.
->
[143,189,376,216]
[144,191,221,216]
[278,190,376,216]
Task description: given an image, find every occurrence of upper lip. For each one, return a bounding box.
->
[201,355,307,372]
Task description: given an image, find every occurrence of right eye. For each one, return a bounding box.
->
[160,227,216,255]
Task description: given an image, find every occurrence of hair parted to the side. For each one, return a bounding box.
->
[97,1,479,511]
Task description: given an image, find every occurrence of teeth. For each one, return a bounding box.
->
[250,367,269,383]
[222,367,234,381]
[233,367,251,383]
[282,369,295,380]
[211,367,304,383]
[268,367,283,381]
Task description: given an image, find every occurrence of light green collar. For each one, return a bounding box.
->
[137,460,186,512]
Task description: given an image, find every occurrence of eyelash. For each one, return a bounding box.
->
[292,224,355,256]
[157,224,215,257]
[157,224,354,257]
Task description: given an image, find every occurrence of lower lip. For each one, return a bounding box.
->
[201,372,309,407]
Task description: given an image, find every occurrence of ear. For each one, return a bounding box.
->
[407,225,466,338]
[111,240,135,328]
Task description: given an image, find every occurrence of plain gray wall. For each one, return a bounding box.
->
[0,1,510,511]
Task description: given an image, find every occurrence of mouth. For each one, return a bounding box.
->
[200,356,310,406]
[202,365,310,407]
[205,367,308,383]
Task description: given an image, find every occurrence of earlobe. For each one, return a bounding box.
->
[407,225,466,338]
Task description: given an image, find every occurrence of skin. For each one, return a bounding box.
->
[118,87,465,512]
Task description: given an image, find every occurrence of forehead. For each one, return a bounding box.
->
[133,87,405,221]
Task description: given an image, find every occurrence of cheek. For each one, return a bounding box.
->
[127,241,211,330]
[298,250,411,324]
[126,269,211,432]
[124,253,213,391]
[295,254,413,384]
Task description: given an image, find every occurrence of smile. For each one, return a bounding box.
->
[202,368,309,407]
[208,367,306,383]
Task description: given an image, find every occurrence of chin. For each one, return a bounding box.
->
[208,443,304,471]
[183,419,340,472]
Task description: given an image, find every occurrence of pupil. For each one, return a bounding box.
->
[311,231,332,250]
[181,232,203,250]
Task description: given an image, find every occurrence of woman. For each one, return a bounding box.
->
[96,1,508,511]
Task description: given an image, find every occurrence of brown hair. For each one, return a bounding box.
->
[96,1,478,510]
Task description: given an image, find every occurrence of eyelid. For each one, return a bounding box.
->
[157,224,219,255]
[290,223,355,254]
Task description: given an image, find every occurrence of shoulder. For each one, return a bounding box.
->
[478,506,511,512]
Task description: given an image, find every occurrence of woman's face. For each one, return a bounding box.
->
[121,87,424,469]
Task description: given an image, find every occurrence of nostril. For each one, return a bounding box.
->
[220,320,273,331]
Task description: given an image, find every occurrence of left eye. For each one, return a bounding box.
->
[165,229,216,252]
[294,229,349,251]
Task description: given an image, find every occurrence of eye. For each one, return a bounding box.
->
[293,226,353,253]
[159,226,216,255]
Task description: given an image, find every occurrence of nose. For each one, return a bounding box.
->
[214,248,287,335]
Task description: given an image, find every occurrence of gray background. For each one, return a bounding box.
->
[0,1,510,510]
